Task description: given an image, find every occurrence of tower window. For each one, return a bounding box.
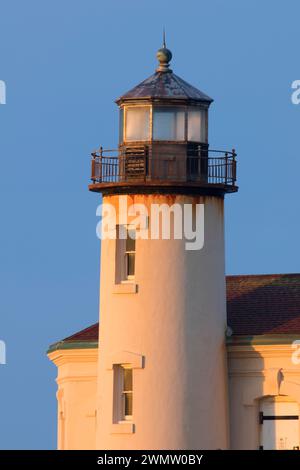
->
[116,226,136,283]
[125,228,136,280]
[122,366,133,420]
[113,365,133,422]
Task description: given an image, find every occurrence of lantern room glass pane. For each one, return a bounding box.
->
[119,108,124,143]
[153,108,185,141]
[188,109,205,142]
[125,107,150,141]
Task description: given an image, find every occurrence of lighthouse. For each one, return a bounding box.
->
[89,40,237,450]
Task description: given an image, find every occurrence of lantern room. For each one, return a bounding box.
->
[119,103,208,144]
[89,41,237,195]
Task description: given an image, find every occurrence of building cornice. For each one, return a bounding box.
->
[227,334,300,346]
[48,348,98,367]
[47,340,98,354]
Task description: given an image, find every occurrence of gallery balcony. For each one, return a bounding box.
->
[89,144,238,196]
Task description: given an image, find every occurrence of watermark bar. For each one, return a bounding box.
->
[0,450,298,464]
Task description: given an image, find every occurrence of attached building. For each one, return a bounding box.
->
[48,273,300,450]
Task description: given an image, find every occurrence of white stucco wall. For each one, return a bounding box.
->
[48,348,98,450]
[96,194,229,450]
[228,341,300,449]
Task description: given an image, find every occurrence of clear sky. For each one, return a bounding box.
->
[0,0,299,449]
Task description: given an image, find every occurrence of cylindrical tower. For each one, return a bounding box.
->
[89,41,238,450]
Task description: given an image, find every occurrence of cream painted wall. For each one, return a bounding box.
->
[48,338,300,449]
[48,348,98,450]
[96,194,229,450]
[228,342,300,450]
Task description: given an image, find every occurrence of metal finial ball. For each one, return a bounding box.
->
[157,47,172,65]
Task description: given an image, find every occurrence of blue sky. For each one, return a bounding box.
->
[0,0,299,449]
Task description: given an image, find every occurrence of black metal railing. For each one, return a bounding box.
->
[91,146,237,187]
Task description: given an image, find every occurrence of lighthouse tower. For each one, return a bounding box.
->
[89,41,237,450]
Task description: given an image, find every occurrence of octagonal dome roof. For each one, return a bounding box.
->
[116,40,213,106]
[116,71,213,105]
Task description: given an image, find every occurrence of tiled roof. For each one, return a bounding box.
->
[56,274,300,346]
[227,273,300,335]
[62,323,99,342]
[47,323,99,353]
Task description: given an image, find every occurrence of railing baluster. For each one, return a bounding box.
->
[91,153,96,182]
[224,152,228,185]
[99,146,103,182]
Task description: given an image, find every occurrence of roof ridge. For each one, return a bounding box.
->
[226,273,300,279]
